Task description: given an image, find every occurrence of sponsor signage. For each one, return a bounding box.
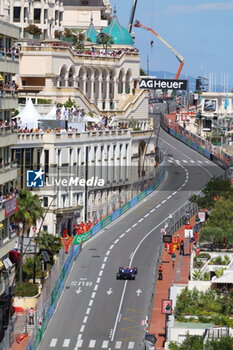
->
[5,197,18,217]
[139,78,188,90]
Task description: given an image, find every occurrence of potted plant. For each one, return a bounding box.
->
[25,24,42,39]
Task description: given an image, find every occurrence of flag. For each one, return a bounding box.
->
[224,94,230,110]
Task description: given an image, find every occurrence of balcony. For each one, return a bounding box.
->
[0,90,18,110]
[0,265,15,296]
[0,53,19,75]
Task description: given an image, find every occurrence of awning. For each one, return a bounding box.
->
[212,272,233,284]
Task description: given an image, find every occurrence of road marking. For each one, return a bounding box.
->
[161,200,166,204]
[94,284,99,290]
[119,233,125,238]
[89,300,93,306]
[101,263,105,269]
[115,341,122,348]
[106,250,110,256]
[99,270,103,277]
[128,342,135,349]
[126,228,131,233]
[96,277,101,283]
[107,288,113,295]
[183,160,187,163]
[49,339,57,347]
[136,289,142,296]
[144,213,149,218]
[63,339,70,347]
[102,340,109,348]
[138,218,143,222]
[91,292,96,298]
[109,244,114,250]
[89,340,96,348]
[83,316,88,323]
[114,239,119,244]
[150,208,155,213]
[167,195,172,199]
[197,160,203,163]
[86,307,91,315]
[75,339,83,348]
[190,160,195,163]
[103,257,108,262]
[172,191,177,195]
[175,159,180,162]
[80,325,85,332]
[205,160,210,163]
[132,223,137,227]
[75,287,82,295]
[167,159,173,163]
[156,204,161,208]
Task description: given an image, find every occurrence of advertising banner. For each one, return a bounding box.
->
[161,300,173,314]
[4,197,18,217]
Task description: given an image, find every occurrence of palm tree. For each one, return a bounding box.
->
[34,232,62,259]
[96,32,113,50]
[13,190,44,285]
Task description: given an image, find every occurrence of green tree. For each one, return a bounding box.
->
[169,336,233,350]
[140,68,147,76]
[34,232,62,257]
[189,177,233,209]
[96,32,113,49]
[13,190,44,284]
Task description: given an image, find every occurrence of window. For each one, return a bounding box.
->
[34,9,41,23]
[43,225,48,232]
[13,7,21,22]
[43,197,48,207]
[82,0,89,5]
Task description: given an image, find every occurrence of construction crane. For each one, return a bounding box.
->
[134,20,184,79]
[128,0,138,33]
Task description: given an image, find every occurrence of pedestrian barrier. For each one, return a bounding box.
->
[26,244,81,350]
[73,164,166,244]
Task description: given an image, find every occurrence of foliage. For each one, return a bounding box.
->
[24,24,42,35]
[169,335,204,350]
[37,98,52,104]
[14,281,39,297]
[174,287,233,326]
[192,269,203,280]
[64,28,73,38]
[96,32,113,49]
[169,336,233,350]
[140,68,147,76]
[54,30,62,39]
[34,232,62,254]
[215,267,226,278]
[13,190,44,284]
[14,110,19,116]
[22,257,41,281]
[189,177,233,209]
[64,98,77,108]
[209,255,230,265]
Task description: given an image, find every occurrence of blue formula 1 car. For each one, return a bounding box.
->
[116,267,138,280]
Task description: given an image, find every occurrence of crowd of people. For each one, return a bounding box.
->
[62,220,94,237]
[0,188,18,204]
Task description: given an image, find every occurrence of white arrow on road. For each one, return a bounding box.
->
[76,287,82,294]
[136,289,142,296]
[107,288,113,295]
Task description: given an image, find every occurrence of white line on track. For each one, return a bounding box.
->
[103,257,108,262]
[106,250,110,256]
[80,325,85,333]
[98,271,103,277]
[88,300,93,306]
[96,277,101,283]
[138,218,144,222]
[119,233,125,238]
[144,213,150,218]
[132,223,138,227]
[156,204,161,208]
[109,244,114,250]
[83,316,88,323]
[126,228,131,232]
[86,307,91,315]
[150,208,155,213]
[101,263,105,269]
[114,239,119,244]
[91,292,96,299]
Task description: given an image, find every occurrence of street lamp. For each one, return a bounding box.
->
[171,253,176,286]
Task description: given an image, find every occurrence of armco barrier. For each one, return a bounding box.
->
[26,244,81,350]
[73,165,166,245]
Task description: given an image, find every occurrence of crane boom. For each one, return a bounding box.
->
[134,20,184,79]
[128,0,138,33]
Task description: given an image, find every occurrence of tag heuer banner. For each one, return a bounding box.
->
[139,78,188,90]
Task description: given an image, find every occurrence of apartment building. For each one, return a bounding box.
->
[0,19,19,349]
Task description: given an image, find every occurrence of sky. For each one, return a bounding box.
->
[111,0,233,89]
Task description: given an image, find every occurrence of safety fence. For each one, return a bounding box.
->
[73,164,166,244]
[161,113,233,169]
[26,244,81,350]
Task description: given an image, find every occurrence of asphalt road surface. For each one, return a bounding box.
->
[39,128,224,350]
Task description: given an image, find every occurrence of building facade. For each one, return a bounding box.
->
[63,0,111,30]
[14,128,157,235]
[9,0,64,39]
[0,19,19,350]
